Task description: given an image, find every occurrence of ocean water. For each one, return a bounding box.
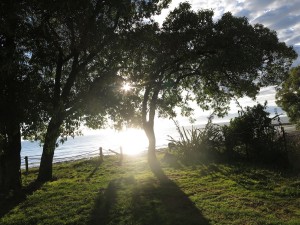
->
[21,125,188,168]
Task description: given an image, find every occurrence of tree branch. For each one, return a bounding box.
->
[53,50,63,107]
[142,86,151,125]
[60,52,79,102]
[149,87,160,127]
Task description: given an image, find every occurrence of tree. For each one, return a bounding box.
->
[276,66,300,129]
[0,0,35,193]
[24,0,170,182]
[223,102,280,160]
[0,0,23,193]
[122,3,297,168]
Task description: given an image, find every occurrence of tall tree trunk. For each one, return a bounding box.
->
[0,0,22,194]
[142,86,160,170]
[37,49,78,182]
[143,121,158,168]
[37,116,62,182]
[0,121,22,193]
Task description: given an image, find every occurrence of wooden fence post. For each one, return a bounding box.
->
[24,156,29,175]
[281,126,287,152]
[99,147,103,161]
[119,146,123,164]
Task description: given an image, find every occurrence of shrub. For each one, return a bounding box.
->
[168,116,224,163]
[223,102,287,166]
[169,103,290,167]
[286,132,300,170]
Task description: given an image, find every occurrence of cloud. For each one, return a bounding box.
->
[153,1,299,123]
[234,8,251,18]
[156,1,300,48]
[249,5,300,44]
[194,0,300,65]
[288,36,300,46]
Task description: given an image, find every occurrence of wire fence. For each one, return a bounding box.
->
[21,123,297,172]
[21,147,122,169]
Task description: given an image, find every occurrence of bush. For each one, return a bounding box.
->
[223,102,287,166]
[169,103,290,167]
[168,116,224,163]
[286,132,300,170]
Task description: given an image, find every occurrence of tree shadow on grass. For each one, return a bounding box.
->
[88,163,210,225]
[86,159,103,181]
[149,161,210,225]
[88,176,136,225]
[0,158,103,219]
[0,179,43,218]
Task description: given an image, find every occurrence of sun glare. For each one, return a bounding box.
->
[122,83,132,92]
[120,128,148,155]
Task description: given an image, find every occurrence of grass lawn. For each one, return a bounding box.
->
[0,153,299,225]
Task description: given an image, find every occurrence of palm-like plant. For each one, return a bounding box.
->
[168,116,223,162]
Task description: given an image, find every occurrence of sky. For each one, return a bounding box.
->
[153,0,300,125]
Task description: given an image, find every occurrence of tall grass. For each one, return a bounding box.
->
[168,117,223,162]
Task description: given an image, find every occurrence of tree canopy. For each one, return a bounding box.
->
[0,0,44,192]
[120,3,297,166]
[0,0,297,191]
[26,0,171,181]
[276,66,300,128]
[0,0,171,188]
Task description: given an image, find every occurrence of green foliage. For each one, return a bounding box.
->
[168,123,203,160]
[122,2,296,146]
[284,132,300,170]
[168,116,224,163]
[223,103,286,165]
[19,0,172,180]
[169,103,290,166]
[0,0,40,191]
[276,66,300,129]
[16,0,171,141]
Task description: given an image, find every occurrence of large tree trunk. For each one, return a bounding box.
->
[37,116,62,182]
[0,0,22,194]
[143,122,158,168]
[0,121,22,193]
[142,86,160,170]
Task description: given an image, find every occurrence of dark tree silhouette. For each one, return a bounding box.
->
[121,3,297,167]
[24,0,170,182]
[0,0,38,193]
[276,66,300,129]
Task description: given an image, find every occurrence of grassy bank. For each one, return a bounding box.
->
[0,153,299,225]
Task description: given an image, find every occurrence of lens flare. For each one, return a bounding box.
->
[122,83,132,92]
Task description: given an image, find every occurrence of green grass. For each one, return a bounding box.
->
[0,153,299,225]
